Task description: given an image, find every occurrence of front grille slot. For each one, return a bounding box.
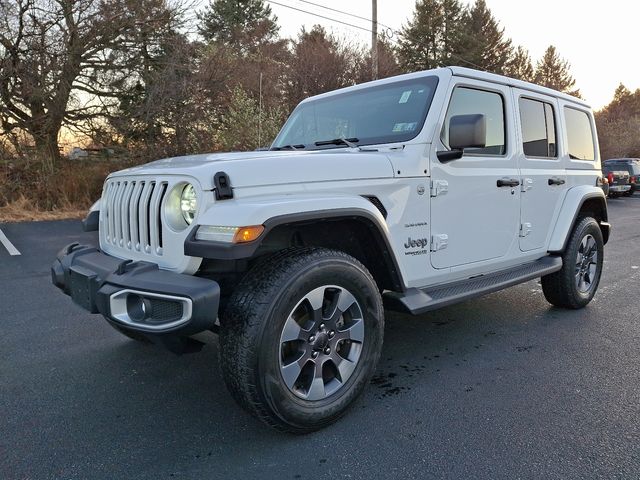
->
[102,179,168,256]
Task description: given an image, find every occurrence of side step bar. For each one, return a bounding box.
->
[384,256,562,315]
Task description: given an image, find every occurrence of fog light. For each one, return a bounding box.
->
[126,294,152,322]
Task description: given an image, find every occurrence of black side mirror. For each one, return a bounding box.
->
[437,114,487,163]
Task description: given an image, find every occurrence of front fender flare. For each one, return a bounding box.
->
[188,192,385,244]
[185,194,404,290]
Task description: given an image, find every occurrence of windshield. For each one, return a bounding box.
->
[272,76,439,150]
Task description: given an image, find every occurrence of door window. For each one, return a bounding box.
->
[519,98,557,158]
[443,87,506,155]
[564,107,595,160]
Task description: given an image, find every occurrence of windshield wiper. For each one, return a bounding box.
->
[270,144,305,151]
[314,137,359,148]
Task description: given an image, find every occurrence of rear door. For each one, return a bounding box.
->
[513,90,567,251]
[430,80,521,269]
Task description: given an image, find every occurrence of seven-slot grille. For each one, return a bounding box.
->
[101,179,168,256]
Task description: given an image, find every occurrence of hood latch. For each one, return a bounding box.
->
[214,171,233,200]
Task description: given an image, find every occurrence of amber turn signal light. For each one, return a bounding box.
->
[233,225,265,243]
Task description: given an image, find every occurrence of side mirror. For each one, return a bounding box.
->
[437,114,487,163]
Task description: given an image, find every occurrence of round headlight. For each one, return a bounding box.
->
[180,184,197,225]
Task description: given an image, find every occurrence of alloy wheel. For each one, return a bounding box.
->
[575,234,599,294]
[279,285,365,401]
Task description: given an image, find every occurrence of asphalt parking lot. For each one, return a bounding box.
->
[1,196,639,480]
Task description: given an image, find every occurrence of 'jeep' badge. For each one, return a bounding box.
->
[405,237,429,249]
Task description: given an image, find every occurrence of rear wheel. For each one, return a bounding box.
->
[542,217,604,309]
[219,247,384,433]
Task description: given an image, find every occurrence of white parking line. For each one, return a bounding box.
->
[0,227,21,256]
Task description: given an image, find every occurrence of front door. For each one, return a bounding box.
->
[513,89,567,252]
[430,80,521,269]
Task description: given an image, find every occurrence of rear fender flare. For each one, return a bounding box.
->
[547,186,609,253]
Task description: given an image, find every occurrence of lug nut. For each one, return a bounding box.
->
[311,351,319,359]
[308,335,315,343]
[319,323,325,330]
[328,331,335,338]
[324,347,331,355]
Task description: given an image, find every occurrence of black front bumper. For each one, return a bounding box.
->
[51,244,220,338]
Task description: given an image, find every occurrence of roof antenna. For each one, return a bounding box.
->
[258,71,263,149]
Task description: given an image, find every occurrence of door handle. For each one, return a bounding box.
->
[548,177,566,186]
[497,178,520,188]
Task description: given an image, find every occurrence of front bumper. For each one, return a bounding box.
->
[51,244,219,337]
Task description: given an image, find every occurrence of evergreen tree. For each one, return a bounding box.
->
[440,0,468,66]
[534,45,581,97]
[505,46,535,82]
[198,0,279,49]
[463,0,512,74]
[397,0,443,71]
[397,0,467,72]
[217,87,285,150]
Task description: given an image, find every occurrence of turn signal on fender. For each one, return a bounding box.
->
[233,225,265,243]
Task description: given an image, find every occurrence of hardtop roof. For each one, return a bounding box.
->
[301,66,591,109]
[447,66,590,108]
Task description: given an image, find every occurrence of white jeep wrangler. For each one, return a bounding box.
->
[52,67,610,433]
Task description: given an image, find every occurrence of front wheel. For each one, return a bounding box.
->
[219,248,384,433]
[541,217,604,309]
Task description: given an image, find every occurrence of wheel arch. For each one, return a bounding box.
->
[548,187,610,253]
[186,201,405,293]
[256,210,404,292]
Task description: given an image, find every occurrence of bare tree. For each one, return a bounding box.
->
[0,0,182,168]
[285,25,362,109]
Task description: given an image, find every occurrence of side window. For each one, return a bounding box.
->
[444,87,506,155]
[564,107,595,160]
[519,97,557,158]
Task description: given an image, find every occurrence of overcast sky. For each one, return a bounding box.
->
[258,0,638,109]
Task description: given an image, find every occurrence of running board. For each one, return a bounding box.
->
[384,256,563,315]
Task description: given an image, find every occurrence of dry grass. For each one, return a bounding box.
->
[0,157,136,222]
[0,196,87,222]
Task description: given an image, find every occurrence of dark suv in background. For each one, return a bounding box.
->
[604,158,640,196]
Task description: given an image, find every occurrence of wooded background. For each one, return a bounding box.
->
[0,0,637,216]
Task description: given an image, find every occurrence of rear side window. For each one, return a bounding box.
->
[444,87,505,156]
[564,107,595,160]
[519,98,557,158]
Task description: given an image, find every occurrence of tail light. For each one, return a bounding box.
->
[607,172,614,184]
[631,176,637,184]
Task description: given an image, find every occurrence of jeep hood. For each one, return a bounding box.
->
[109,150,395,189]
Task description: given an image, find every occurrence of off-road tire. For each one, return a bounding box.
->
[542,217,604,309]
[218,247,384,433]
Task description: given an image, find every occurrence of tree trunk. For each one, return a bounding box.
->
[33,130,60,173]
